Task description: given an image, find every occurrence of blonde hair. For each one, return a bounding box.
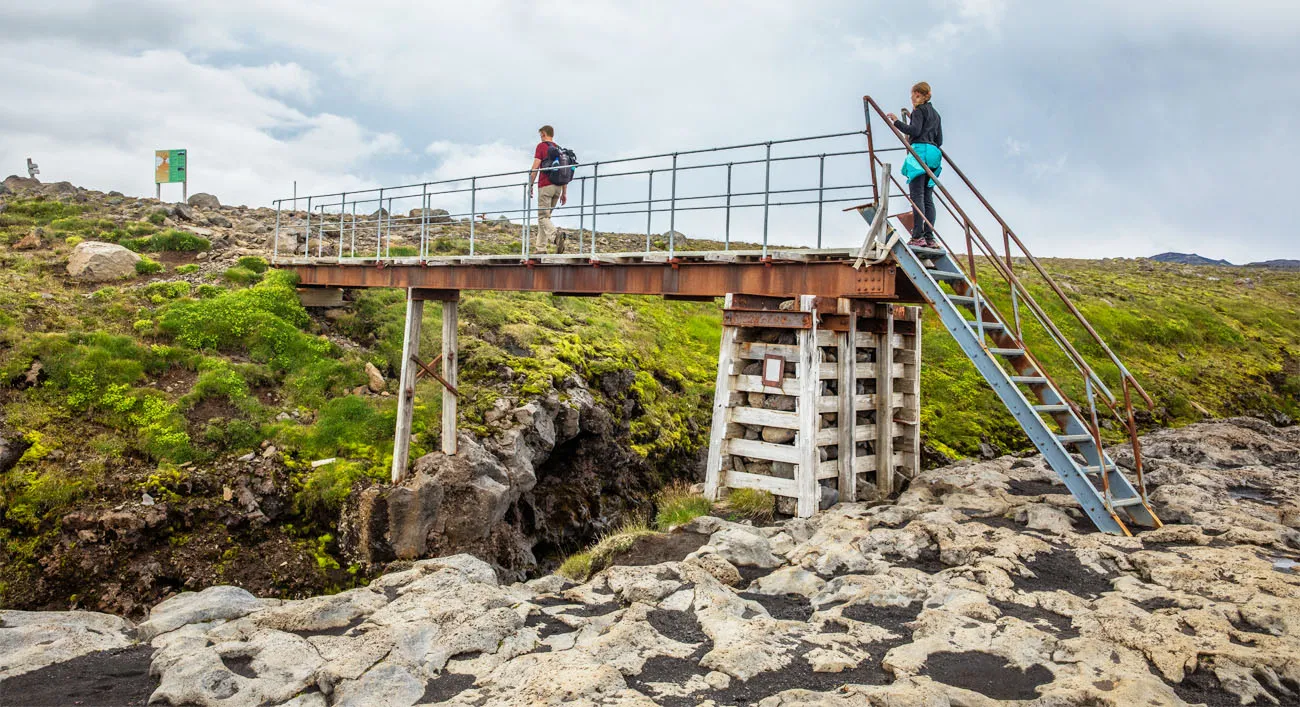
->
[911,82,931,99]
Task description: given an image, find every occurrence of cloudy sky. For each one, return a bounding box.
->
[2,1,1296,261]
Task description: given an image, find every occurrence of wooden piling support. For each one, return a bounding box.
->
[836,297,857,502]
[391,288,424,483]
[875,305,895,494]
[704,296,736,501]
[796,295,821,517]
[441,298,459,455]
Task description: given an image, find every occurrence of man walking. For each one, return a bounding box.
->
[529,125,567,253]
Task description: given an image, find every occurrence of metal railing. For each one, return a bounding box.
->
[272,131,911,263]
[862,95,1154,499]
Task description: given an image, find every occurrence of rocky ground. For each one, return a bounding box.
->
[2,417,1297,706]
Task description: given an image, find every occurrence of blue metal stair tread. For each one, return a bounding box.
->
[909,245,947,257]
[948,294,977,307]
[1110,497,1147,508]
[1057,433,1095,444]
[989,347,1025,357]
[928,270,966,281]
[967,320,1006,330]
[1033,404,1070,413]
[1010,375,1047,384]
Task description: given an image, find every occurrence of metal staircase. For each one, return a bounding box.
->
[858,95,1162,536]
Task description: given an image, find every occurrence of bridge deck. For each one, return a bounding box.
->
[281,248,924,301]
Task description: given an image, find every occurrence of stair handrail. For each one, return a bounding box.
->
[861,96,1153,409]
[863,95,1152,503]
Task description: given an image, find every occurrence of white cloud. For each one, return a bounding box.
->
[231,63,317,103]
[0,0,1297,261]
[0,40,400,207]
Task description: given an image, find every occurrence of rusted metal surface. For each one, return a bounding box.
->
[723,309,812,329]
[819,314,851,332]
[288,259,905,300]
[410,288,459,302]
[411,355,458,397]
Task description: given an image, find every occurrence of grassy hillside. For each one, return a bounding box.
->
[0,185,1297,611]
[920,257,1300,457]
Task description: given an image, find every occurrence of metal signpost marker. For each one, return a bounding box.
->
[26,158,39,180]
[154,149,188,202]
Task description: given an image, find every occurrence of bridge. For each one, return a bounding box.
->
[272,96,1162,537]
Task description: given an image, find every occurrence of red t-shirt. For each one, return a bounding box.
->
[534,141,555,188]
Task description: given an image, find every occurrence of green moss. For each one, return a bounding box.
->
[236,256,269,274]
[147,210,168,226]
[175,264,200,275]
[222,267,260,285]
[122,229,210,253]
[724,488,774,522]
[157,270,332,372]
[654,483,711,530]
[556,519,657,581]
[135,257,163,275]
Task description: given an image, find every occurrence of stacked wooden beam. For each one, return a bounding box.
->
[704,294,922,517]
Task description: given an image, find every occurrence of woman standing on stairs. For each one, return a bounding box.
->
[887,82,943,248]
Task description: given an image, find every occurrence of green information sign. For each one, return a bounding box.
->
[155,149,187,184]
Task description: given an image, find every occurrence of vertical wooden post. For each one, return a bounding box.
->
[704,294,737,501]
[875,305,895,494]
[836,298,857,502]
[902,306,922,479]
[796,295,820,517]
[391,289,424,483]
[441,298,459,455]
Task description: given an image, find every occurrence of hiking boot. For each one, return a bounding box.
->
[923,237,941,249]
[554,232,566,254]
[907,236,930,248]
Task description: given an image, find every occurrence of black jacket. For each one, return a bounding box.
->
[894,101,942,147]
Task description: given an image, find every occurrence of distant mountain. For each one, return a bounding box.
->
[1147,252,1234,266]
[1245,259,1300,270]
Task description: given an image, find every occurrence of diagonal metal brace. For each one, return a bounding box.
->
[411,354,458,397]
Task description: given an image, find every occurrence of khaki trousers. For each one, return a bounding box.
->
[537,184,564,250]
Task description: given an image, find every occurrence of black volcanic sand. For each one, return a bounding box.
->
[1007,479,1071,496]
[1010,550,1114,598]
[608,531,710,568]
[0,645,157,707]
[422,672,476,704]
[921,650,1053,700]
[738,592,813,622]
[646,609,709,645]
[1156,659,1300,707]
[991,599,1080,639]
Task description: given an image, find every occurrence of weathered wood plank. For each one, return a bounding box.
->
[391,290,424,483]
[737,342,799,362]
[725,470,797,496]
[837,298,857,501]
[441,298,458,455]
[876,307,895,495]
[817,460,840,480]
[796,295,821,518]
[733,375,800,396]
[730,406,800,429]
[728,438,801,464]
[703,294,739,501]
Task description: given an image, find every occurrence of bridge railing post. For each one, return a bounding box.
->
[272,201,281,262]
[590,163,599,259]
[376,188,383,259]
[762,142,772,258]
[668,154,678,257]
[303,196,312,262]
[644,170,653,254]
[724,162,732,251]
[469,177,476,256]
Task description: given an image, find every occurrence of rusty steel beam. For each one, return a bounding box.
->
[723,309,812,329]
[285,260,901,300]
